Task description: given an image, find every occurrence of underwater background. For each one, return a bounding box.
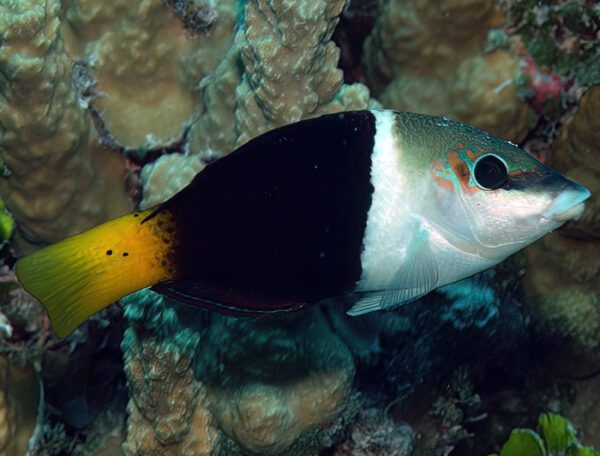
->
[0,0,599,454]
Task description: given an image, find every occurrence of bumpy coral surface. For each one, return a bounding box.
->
[0,0,131,250]
[2,0,600,455]
[189,0,375,155]
[523,86,600,375]
[140,154,205,209]
[363,0,534,141]
[61,0,237,151]
[123,333,219,455]
[123,291,356,456]
[200,310,355,454]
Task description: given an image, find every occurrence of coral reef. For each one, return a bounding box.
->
[1,0,599,454]
[499,0,600,86]
[61,0,238,151]
[0,0,131,251]
[523,86,600,375]
[200,310,355,454]
[331,408,416,455]
[0,357,38,456]
[362,0,535,141]
[139,153,205,209]
[189,0,375,155]
[122,291,356,455]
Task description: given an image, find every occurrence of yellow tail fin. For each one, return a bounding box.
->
[15,208,180,338]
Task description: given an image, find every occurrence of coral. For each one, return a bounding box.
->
[0,357,39,456]
[234,0,371,146]
[362,0,534,141]
[60,0,238,151]
[121,291,219,455]
[121,289,357,455]
[140,153,205,209]
[331,408,416,456]
[122,291,356,455]
[0,0,131,251]
[122,334,218,455]
[492,413,600,456]
[499,0,600,85]
[198,310,355,454]
[166,0,218,34]
[523,86,600,375]
[189,0,376,155]
[187,33,245,156]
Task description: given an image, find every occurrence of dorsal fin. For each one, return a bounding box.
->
[151,280,306,316]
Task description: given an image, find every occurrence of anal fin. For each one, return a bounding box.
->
[151,280,306,316]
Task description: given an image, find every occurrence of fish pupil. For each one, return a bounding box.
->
[474,155,508,190]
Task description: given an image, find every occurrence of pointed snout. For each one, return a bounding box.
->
[543,182,591,222]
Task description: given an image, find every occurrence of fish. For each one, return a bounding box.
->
[15,110,591,338]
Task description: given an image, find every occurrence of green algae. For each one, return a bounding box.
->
[494,413,600,456]
[0,197,14,242]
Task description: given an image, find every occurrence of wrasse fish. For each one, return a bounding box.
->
[16,110,591,338]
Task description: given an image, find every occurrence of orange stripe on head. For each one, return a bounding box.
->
[447,151,471,189]
[430,169,454,192]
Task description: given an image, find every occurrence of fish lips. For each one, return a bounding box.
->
[543,183,591,222]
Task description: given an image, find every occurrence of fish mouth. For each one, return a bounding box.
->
[543,185,591,222]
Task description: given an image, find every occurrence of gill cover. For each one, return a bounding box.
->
[458,148,587,249]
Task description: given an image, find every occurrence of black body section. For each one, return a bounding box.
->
[159,111,376,306]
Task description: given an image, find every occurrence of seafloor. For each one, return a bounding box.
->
[0,0,599,455]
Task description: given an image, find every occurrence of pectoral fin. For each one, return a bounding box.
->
[347,228,439,316]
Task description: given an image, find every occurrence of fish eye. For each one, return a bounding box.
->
[474,154,508,190]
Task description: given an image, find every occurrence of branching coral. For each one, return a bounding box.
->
[234,0,372,146]
[122,292,356,455]
[122,291,219,455]
[0,0,131,250]
[2,0,598,455]
[189,0,376,155]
